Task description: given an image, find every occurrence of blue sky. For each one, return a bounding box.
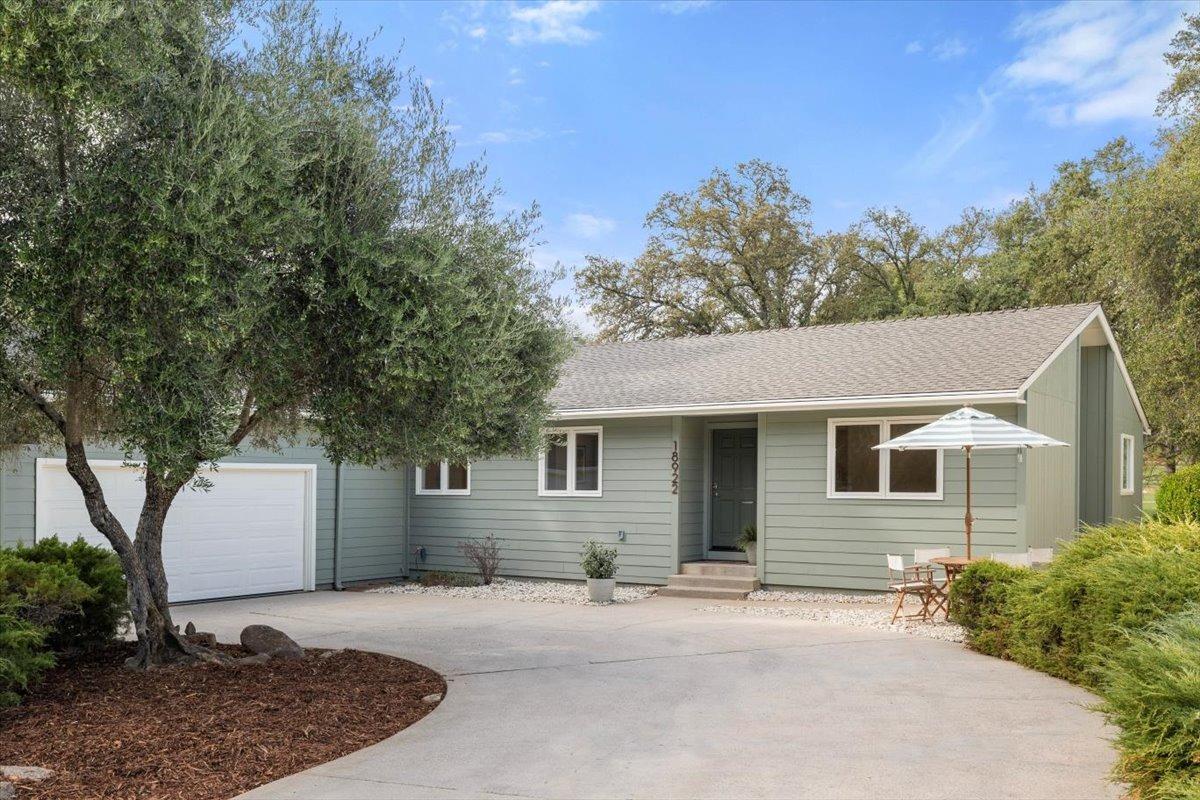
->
[316,0,1190,329]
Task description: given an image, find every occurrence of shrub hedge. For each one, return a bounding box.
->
[1098,609,1200,800]
[1157,464,1200,522]
[0,537,129,707]
[948,560,1033,657]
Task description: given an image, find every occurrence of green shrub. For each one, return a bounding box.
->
[1157,465,1200,522]
[950,560,1034,657]
[1005,520,1200,687]
[1098,609,1200,800]
[0,599,53,708]
[418,570,478,588]
[736,524,757,549]
[14,537,128,650]
[0,552,93,630]
[580,540,618,580]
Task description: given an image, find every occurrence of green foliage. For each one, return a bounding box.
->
[959,521,1200,687]
[736,523,757,549]
[580,540,618,580]
[1098,609,1200,800]
[1157,465,1200,521]
[949,561,1034,657]
[0,599,53,709]
[418,571,478,588]
[14,537,127,650]
[0,549,92,631]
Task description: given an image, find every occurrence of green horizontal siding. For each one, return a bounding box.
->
[408,416,675,584]
[0,440,407,588]
[761,405,1022,591]
[677,416,705,564]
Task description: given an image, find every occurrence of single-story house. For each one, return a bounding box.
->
[0,302,1148,600]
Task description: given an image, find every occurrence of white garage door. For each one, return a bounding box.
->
[36,460,315,603]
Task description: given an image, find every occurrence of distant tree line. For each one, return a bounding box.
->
[577,13,1200,470]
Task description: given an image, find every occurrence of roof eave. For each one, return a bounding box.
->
[550,390,1024,420]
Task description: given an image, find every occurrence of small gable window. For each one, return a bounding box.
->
[1120,434,1135,496]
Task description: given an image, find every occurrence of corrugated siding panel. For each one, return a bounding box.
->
[408,417,675,585]
[762,406,1022,591]
[0,440,407,587]
[677,417,705,563]
[1025,341,1079,549]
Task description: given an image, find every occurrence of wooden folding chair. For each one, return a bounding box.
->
[914,548,951,619]
[886,555,936,623]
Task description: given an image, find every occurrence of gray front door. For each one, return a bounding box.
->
[710,428,757,551]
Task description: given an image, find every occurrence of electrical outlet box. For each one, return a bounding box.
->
[617,530,626,542]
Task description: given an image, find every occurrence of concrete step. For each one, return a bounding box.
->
[666,574,761,592]
[679,562,757,578]
[657,586,753,600]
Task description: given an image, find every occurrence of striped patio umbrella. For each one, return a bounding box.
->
[874,406,1068,558]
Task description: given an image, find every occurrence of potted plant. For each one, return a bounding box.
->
[580,539,619,603]
[737,523,757,565]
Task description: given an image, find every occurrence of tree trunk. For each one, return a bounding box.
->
[62,443,224,668]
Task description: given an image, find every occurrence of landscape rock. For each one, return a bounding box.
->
[0,781,13,799]
[239,624,304,661]
[0,766,53,782]
[184,621,196,636]
[422,693,443,704]
[184,631,217,648]
[318,648,346,660]
[235,653,273,666]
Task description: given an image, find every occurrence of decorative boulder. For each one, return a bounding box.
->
[239,624,304,661]
[0,767,53,782]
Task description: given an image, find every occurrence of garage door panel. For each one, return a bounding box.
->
[37,461,313,602]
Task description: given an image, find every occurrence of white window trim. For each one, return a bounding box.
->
[415,461,471,496]
[1120,434,1135,496]
[826,416,944,501]
[538,426,603,497]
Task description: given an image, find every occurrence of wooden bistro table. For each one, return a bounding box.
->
[929,556,981,619]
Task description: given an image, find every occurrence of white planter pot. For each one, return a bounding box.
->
[587,577,616,603]
[744,543,757,565]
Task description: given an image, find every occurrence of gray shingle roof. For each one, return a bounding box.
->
[550,303,1100,412]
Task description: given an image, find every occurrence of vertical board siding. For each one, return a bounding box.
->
[408,417,675,584]
[1078,347,1109,526]
[761,406,1021,591]
[677,417,705,564]
[1025,342,1080,549]
[1109,350,1145,522]
[0,441,407,588]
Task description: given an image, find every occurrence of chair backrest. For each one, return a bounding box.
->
[886,554,906,573]
[914,547,950,564]
[1028,548,1054,565]
[991,551,1032,567]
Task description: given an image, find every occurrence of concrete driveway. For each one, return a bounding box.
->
[177,591,1118,800]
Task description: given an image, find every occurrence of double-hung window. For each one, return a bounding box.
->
[827,417,942,500]
[415,461,471,496]
[538,427,602,497]
[1119,434,1135,496]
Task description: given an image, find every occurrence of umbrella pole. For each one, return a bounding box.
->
[964,445,974,560]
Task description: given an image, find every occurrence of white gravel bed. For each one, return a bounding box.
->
[747,588,895,605]
[702,603,966,643]
[369,577,657,606]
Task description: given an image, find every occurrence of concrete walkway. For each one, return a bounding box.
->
[176,591,1118,800]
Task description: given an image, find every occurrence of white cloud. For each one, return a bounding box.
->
[565,212,616,239]
[1003,0,1188,124]
[905,40,924,55]
[508,67,525,86]
[478,128,547,144]
[467,25,488,39]
[932,37,969,61]
[508,1,601,46]
[907,90,996,175]
[656,0,714,14]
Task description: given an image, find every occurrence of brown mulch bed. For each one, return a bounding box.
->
[0,643,445,800]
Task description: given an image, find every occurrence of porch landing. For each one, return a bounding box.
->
[658,561,760,600]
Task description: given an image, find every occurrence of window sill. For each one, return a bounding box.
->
[415,490,471,497]
[826,492,943,501]
[538,490,603,498]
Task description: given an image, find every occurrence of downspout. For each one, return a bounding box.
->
[332,460,345,590]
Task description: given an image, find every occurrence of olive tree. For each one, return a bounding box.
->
[0,1,569,666]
